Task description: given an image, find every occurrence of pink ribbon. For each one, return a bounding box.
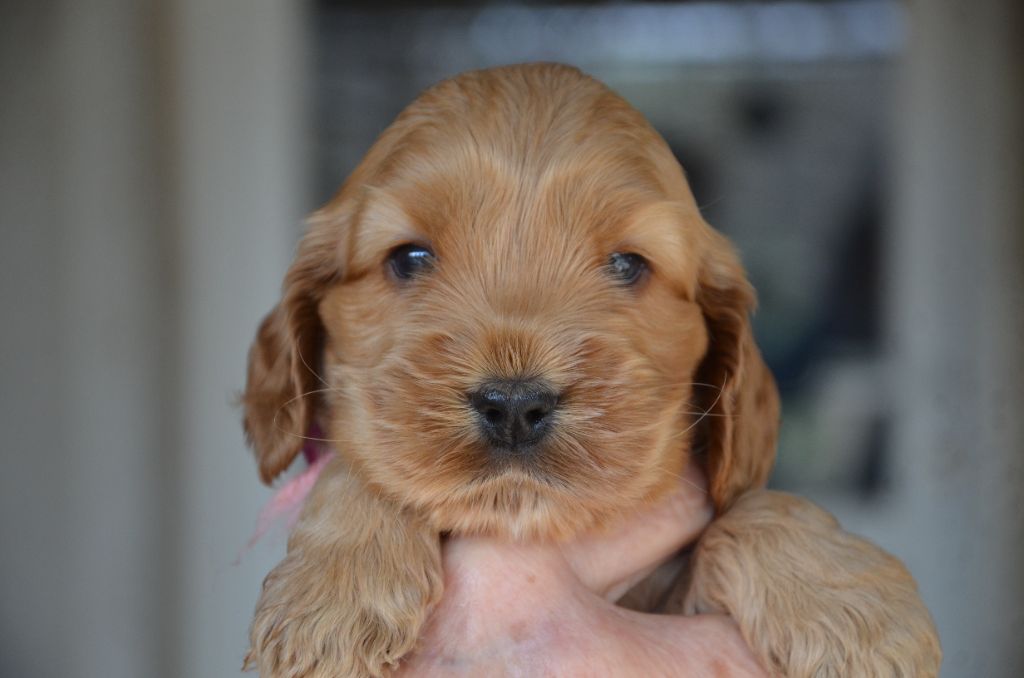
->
[238,426,335,558]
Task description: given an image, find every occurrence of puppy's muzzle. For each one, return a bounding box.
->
[468,379,559,453]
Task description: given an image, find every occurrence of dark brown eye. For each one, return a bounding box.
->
[607,252,648,286]
[388,244,435,280]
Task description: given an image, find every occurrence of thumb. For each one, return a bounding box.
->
[563,460,711,600]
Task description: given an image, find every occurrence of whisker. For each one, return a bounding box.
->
[660,379,729,444]
[296,346,331,390]
[676,381,731,396]
[265,375,731,470]
[658,466,709,495]
[697,194,725,212]
[271,387,348,444]
[556,433,606,476]
[679,378,729,438]
[678,411,735,419]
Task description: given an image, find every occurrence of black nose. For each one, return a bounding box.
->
[469,379,559,451]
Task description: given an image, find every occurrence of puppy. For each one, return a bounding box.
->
[242,63,940,677]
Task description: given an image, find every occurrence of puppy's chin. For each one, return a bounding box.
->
[418,469,597,540]
[407,442,687,541]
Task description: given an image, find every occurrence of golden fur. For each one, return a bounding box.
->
[242,64,940,677]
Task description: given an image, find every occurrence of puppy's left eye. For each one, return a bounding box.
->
[606,252,648,286]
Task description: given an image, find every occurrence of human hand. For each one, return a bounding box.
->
[394,462,767,677]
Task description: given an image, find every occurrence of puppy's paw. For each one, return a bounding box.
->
[246,461,443,677]
[246,542,441,677]
[684,491,941,678]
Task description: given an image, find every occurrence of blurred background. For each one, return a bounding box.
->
[1,1,1020,676]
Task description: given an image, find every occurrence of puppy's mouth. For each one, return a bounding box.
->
[473,444,563,484]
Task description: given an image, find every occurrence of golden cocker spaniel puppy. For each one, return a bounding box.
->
[242,63,940,677]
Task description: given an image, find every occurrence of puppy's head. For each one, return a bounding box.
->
[243,64,778,538]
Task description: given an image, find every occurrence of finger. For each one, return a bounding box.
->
[604,609,769,677]
[564,460,712,599]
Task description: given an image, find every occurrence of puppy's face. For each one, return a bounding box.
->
[321,164,708,538]
[244,65,779,539]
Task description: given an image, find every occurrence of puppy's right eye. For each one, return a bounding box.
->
[388,244,436,281]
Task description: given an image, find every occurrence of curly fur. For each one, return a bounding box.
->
[241,63,940,677]
[682,492,942,677]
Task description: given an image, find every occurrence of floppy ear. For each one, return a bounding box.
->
[242,211,344,483]
[694,227,780,512]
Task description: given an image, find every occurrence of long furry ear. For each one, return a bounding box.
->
[695,227,780,512]
[242,211,343,483]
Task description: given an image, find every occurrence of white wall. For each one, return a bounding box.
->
[1,3,165,676]
[165,1,309,676]
[0,2,308,677]
[887,0,1024,674]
